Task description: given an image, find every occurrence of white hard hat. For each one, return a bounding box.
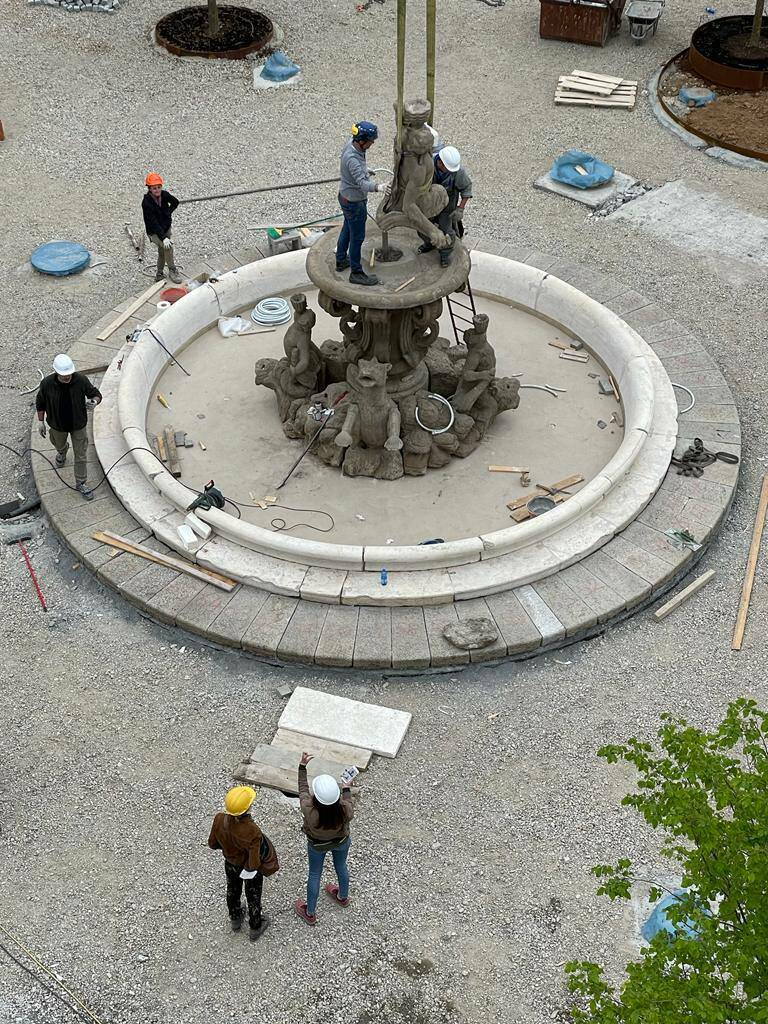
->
[53,354,75,375]
[312,774,341,806]
[426,124,439,143]
[439,146,461,172]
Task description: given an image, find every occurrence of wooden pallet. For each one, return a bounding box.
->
[555,69,638,109]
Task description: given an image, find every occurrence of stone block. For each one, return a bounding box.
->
[54,494,124,536]
[674,420,741,445]
[207,587,268,645]
[390,606,431,670]
[619,521,693,570]
[315,605,359,668]
[514,585,566,644]
[121,562,181,613]
[150,574,207,625]
[341,569,454,607]
[580,548,651,608]
[353,607,393,669]
[558,561,626,621]
[68,513,146,556]
[531,575,598,635]
[604,290,652,316]
[195,537,307,596]
[455,598,507,662]
[278,686,412,758]
[533,170,637,209]
[638,318,696,344]
[449,544,560,598]
[679,403,739,425]
[660,470,734,507]
[97,549,150,588]
[602,535,673,586]
[423,604,469,667]
[300,567,347,604]
[483,589,542,655]
[277,601,329,663]
[242,594,298,656]
[363,537,482,571]
[661,352,721,376]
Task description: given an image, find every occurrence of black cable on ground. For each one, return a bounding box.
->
[0,942,94,1024]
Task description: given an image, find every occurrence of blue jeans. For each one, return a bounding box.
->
[336,195,368,273]
[306,836,350,916]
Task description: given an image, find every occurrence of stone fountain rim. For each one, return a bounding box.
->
[95,248,676,584]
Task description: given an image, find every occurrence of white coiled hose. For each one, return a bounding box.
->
[251,297,292,325]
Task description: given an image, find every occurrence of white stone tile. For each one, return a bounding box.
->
[279,686,412,758]
[195,536,307,596]
[341,568,454,606]
[514,585,565,642]
[363,537,482,570]
[448,544,561,598]
[300,566,348,604]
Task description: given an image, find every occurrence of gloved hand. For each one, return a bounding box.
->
[162,238,172,251]
[38,422,46,438]
[239,868,258,880]
[376,182,391,195]
[452,207,464,223]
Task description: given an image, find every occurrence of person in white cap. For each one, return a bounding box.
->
[295,752,355,926]
[36,356,102,500]
[418,145,473,267]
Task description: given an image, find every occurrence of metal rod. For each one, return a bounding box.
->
[177,176,340,206]
[396,0,406,151]
[426,0,436,121]
[276,392,348,490]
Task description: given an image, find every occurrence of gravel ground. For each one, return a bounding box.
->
[2,2,768,1023]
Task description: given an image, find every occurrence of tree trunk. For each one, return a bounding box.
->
[751,0,766,47]
[208,0,220,38]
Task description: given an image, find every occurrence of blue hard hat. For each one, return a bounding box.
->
[352,120,378,141]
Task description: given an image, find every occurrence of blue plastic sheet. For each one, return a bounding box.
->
[550,150,615,190]
[260,51,300,82]
[31,241,91,277]
[642,889,701,943]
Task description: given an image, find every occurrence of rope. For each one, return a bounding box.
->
[0,941,95,1024]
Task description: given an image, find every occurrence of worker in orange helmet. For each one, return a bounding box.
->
[142,172,182,284]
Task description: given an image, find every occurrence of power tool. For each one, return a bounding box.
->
[186,480,226,513]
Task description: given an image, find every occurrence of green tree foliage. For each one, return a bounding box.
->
[566,699,768,1024]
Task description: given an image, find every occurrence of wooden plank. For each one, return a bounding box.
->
[558,76,616,95]
[150,435,164,467]
[732,476,768,650]
[506,474,584,512]
[511,493,567,523]
[555,92,636,103]
[488,465,529,473]
[163,426,182,479]
[654,570,715,621]
[571,69,627,85]
[91,530,237,590]
[555,96,636,108]
[273,728,372,769]
[96,280,165,341]
[557,88,637,99]
[548,340,571,351]
[156,432,168,465]
[237,744,345,794]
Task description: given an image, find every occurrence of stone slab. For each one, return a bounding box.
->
[341,569,454,607]
[278,686,412,758]
[120,562,181,612]
[423,604,469,667]
[353,606,393,669]
[237,744,344,795]
[97,549,153,588]
[660,471,734,507]
[619,521,693,570]
[558,561,626,621]
[277,601,329,663]
[66,512,146,556]
[207,587,268,646]
[651,337,707,360]
[603,290,651,316]
[675,421,741,445]
[315,605,359,668]
[82,530,148,572]
[53,495,125,536]
[242,594,298,657]
[300,566,347,604]
[582,548,652,608]
[659,352,721,376]
[514,585,566,644]
[455,598,507,663]
[531,574,598,635]
[604,535,675,586]
[390,606,431,670]
[273,728,372,769]
[484,590,542,654]
[534,169,637,209]
[149,574,207,626]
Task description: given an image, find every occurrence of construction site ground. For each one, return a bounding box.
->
[1,2,767,1023]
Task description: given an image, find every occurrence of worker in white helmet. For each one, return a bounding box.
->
[36,355,102,501]
[418,145,473,267]
[295,752,355,926]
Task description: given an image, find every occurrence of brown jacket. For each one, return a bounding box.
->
[298,764,354,844]
[208,812,264,871]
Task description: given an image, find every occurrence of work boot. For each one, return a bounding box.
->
[349,271,379,287]
[417,242,434,254]
[230,913,243,933]
[55,449,67,468]
[335,258,350,272]
[76,482,94,502]
[439,250,452,268]
[168,267,183,285]
[249,917,270,941]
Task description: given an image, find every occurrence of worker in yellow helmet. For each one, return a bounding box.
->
[208,786,279,940]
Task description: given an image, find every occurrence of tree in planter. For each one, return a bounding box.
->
[208,0,220,38]
[751,0,767,49]
[566,699,768,1024]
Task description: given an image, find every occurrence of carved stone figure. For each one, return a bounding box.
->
[451,314,496,414]
[334,358,404,480]
[283,293,324,392]
[376,100,451,250]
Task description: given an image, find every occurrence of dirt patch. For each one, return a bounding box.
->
[658,54,768,158]
[155,5,273,57]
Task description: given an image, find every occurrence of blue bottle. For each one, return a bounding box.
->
[380,569,388,586]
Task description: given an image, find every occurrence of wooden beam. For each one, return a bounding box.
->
[91,530,237,591]
[732,476,768,650]
[396,0,407,151]
[96,280,165,342]
[654,570,715,621]
[426,0,436,121]
[163,426,182,479]
[506,474,584,512]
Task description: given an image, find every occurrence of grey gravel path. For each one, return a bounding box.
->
[1,2,767,1023]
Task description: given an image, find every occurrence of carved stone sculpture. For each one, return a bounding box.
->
[451,314,496,414]
[334,358,404,480]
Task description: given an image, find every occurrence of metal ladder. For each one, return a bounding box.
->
[446,275,477,345]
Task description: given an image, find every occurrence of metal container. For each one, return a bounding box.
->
[539,0,626,47]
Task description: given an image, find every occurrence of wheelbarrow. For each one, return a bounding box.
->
[626,0,664,43]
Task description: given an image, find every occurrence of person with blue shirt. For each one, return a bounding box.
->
[336,121,390,287]
[418,145,473,268]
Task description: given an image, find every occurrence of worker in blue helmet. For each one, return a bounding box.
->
[336,121,390,287]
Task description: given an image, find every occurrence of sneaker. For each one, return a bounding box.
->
[417,242,434,254]
[76,482,94,502]
[335,258,350,272]
[168,268,183,285]
[155,272,165,283]
[55,451,67,468]
[349,271,379,287]
[249,917,270,941]
[325,883,350,907]
[294,899,317,926]
[230,914,243,933]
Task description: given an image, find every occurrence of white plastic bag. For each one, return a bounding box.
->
[217,316,250,338]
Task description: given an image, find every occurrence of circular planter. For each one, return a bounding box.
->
[690,15,768,90]
[155,5,273,60]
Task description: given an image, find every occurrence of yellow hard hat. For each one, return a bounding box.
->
[225,786,256,815]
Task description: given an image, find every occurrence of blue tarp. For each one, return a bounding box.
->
[550,150,615,190]
[642,889,702,943]
[260,51,300,82]
[31,241,91,277]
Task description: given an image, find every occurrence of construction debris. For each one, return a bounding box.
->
[654,569,715,621]
[555,70,638,109]
[91,530,237,591]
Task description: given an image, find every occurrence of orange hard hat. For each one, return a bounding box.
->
[145,172,164,187]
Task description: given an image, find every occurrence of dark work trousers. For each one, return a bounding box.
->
[418,206,457,263]
[224,860,263,928]
[336,194,368,272]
